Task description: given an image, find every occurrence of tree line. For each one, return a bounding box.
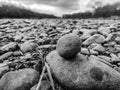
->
[0,4,57,19]
[63,3,120,19]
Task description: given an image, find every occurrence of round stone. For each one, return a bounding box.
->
[56,34,81,59]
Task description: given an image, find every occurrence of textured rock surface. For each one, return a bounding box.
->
[0,68,39,90]
[30,81,51,90]
[0,42,19,52]
[20,40,38,53]
[0,52,13,62]
[90,43,105,52]
[56,34,81,59]
[46,51,120,90]
[1,19,120,90]
[0,65,9,79]
[82,34,106,45]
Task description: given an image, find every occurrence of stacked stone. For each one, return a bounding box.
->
[46,34,120,90]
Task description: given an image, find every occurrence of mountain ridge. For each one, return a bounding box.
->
[0,3,57,18]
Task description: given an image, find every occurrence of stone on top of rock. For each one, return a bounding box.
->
[56,34,81,59]
[46,50,120,90]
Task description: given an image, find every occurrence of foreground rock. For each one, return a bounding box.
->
[46,51,120,90]
[0,68,39,90]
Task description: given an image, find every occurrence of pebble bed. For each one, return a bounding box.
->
[0,18,120,90]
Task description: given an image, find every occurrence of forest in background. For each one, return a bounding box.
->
[1,3,120,19]
[0,4,57,18]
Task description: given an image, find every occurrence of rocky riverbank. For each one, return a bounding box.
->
[0,18,120,90]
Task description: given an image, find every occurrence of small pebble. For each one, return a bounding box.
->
[20,40,38,53]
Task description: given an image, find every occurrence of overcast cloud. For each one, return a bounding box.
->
[0,0,120,16]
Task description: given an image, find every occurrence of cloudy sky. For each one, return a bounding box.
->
[0,0,120,16]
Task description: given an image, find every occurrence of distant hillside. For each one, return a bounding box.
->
[63,3,120,19]
[0,4,57,18]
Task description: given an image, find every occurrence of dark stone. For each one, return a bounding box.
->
[90,67,103,81]
[56,34,81,59]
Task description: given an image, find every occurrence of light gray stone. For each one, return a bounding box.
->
[0,68,39,90]
[20,40,38,53]
[82,34,105,45]
[46,51,120,90]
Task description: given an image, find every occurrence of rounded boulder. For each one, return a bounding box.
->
[56,34,81,59]
[46,50,120,90]
[0,68,39,90]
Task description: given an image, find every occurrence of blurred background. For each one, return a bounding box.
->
[0,0,120,18]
